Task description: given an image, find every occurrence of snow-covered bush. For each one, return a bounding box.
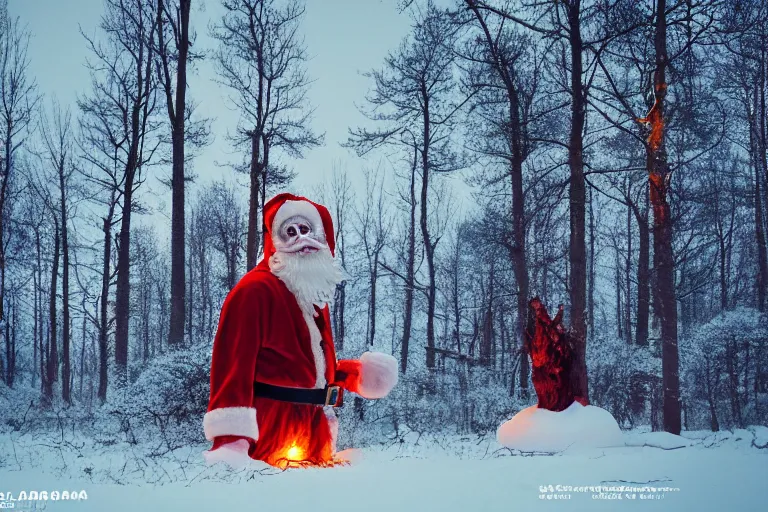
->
[680,307,768,431]
[102,345,211,453]
[588,334,661,429]
[337,364,528,449]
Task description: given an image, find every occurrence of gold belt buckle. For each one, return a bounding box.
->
[324,385,342,407]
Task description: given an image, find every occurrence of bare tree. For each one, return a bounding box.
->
[187,200,215,342]
[328,165,353,351]
[463,0,551,397]
[211,0,322,270]
[348,1,464,369]
[27,178,61,402]
[80,0,160,385]
[157,0,191,350]
[38,100,76,403]
[637,0,679,434]
[354,166,393,349]
[718,1,768,312]
[0,7,39,385]
[471,0,643,403]
[154,0,209,348]
[475,0,590,400]
[199,179,245,291]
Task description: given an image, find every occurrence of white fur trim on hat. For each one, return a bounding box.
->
[203,407,259,441]
[357,352,398,399]
[272,200,325,235]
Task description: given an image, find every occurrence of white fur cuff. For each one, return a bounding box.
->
[203,407,259,441]
[358,352,398,399]
[202,439,253,469]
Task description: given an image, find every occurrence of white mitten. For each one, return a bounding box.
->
[358,352,398,399]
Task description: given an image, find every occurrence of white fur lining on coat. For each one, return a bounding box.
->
[202,438,253,468]
[203,406,259,441]
[302,309,327,389]
[324,406,339,455]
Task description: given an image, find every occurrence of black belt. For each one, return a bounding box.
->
[253,381,344,407]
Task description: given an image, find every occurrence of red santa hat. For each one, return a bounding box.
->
[256,193,336,270]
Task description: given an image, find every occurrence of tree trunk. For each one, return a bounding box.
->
[400,146,418,374]
[566,0,589,403]
[45,219,60,402]
[704,355,719,432]
[749,85,768,312]
[165,0,191,349]
[646,0,681,435]
[615,245,623,341]
[246,134,261,270]
[36,229,45,395]
[465,0,532,395]
[420,85,436,369]
[635,198,650,346]
[4,293,15,387]
[261,134,270,214]
[79,298,87,399]
[368,251,379,348]
[510,125,531,399]
[98,210,112,403]
[0,130,11,378]
[333,282,346,352]
[115,179,134,385]
[755,154,768,312]
[480,261,495,365]
[588,187,596,338]
[60,162,71,404]
[625,195,633,342]
[32,265,38,388]
[332,197,346,351]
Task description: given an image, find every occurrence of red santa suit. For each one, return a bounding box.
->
[202,193,397,468]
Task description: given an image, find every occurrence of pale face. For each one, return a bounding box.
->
[274,214,327,255]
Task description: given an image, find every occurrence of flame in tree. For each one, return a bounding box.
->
[638,81,670,226]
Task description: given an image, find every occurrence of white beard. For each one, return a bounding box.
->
[268,245,348,316]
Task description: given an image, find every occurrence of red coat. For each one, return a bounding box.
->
[202,193,398,468]
[203,266,339,466]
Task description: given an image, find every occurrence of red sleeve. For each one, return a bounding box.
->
[202,278,266,445]
[335,359,363,394]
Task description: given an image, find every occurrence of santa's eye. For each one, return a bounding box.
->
[286,226,297,237]
[299,224,310,235]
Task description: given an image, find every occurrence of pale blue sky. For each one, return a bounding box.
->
[7,0,417,222]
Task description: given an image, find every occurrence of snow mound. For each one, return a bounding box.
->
[497,401,623,453]
[624,431,695,449]
[750,426,768,449]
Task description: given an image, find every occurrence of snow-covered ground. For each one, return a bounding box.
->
[1,427,766,511]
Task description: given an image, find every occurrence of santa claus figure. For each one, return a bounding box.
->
[202,193,398,468]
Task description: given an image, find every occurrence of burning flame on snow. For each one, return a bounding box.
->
[286,444,304,461]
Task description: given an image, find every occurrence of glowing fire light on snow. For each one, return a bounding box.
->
[286,444,303,461]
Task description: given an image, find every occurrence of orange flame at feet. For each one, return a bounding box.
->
[274,440,350,469]
[286,444,303,461]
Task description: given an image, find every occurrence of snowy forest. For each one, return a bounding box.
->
[1,0,768,502]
